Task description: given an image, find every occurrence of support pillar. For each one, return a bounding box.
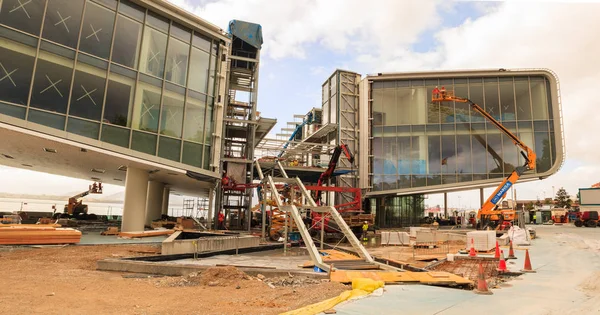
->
[444,192,448,218]
[145,181,164,227]
[480,188,485,208]
[121,167,149,232]
[207,188,215,230]
[161,186,170,216]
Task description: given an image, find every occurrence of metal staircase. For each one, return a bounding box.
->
[255,160,378,272]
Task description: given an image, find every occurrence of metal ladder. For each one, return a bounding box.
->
[255,160,376,272]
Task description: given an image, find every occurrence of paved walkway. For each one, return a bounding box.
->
[327,225,600,315]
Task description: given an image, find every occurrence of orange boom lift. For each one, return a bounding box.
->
[432,90,536,230]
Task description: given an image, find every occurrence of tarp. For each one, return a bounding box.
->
[508,226,531,246]
[279,278,384,315]
[228,20,263,49]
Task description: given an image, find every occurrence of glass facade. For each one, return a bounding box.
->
[0,0,220,170]
[372,195,425,228]
[371,75,557,191]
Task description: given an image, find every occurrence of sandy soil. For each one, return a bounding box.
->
[0,245,348,315]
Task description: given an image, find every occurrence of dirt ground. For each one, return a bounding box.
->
[0,244,348,315]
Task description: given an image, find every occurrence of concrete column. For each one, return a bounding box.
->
[145,181,165,226]
[161,186,170,216]
[444,192,448,218]
[207,188,215,230]
[121,167,149,232]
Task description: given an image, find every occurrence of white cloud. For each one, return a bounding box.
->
[167,0,444,59]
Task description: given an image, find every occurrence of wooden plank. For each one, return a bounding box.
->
[118,230,175,238]
[329,270,472,286]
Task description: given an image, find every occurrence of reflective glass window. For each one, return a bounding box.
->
[502,134,519,175]
[192,33,211,51]
[396,136,411,175]
[427,136,441,176]
[204,97,214,144]
[380,88,396,126]
[486,133,503,175]
[67,117,100,139]
[30,50,74,114]
[165,37,189,86]
[203,145,211,169]
[382,136,396,175]
[131,81,161,132]
[514,78,532,120]
[499,79,516,121]
[139,26,167,78]
[441,135,456,176]
[101,124,129,148]
[455,135,472,182]
[146,10,168,33]
[92,0,117,10]
[79,2,115,60]
[0,101,25,119]
[208,54,217,96]
[104,72,135,126]
[28,109,65,130]
[111,15,142,68]
[188,47,209,93]
[42,0,85,48]
[131,130,156,155]
[484,79,500,120]
[0,0,46,35]
[469,82,484,122]
[69,63,107,121]
[170,22,191,42]
[471,133,487,174]
[0,37,35,105]
[535,131,552,172]
[160,90,184,138]
[453,85,469,123]
[530,78,548,120]
[182,141,203,168]
[118,0,145,21]
[158,136,181,162]
[183,92,206,143]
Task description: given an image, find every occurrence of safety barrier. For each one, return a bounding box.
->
[412,240,450,260]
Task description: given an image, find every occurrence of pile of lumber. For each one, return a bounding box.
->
[118,229,174,238]
[0,225,81,245]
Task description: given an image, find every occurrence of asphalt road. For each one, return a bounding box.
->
[328,224,600,315]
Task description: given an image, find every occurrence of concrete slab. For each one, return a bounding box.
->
[78,231,167,245]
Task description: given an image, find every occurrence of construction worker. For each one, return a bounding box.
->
[432,86,440,99]
[362,221,369,242]
[440,86,447,99]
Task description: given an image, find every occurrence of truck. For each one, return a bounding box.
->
[574,211,599,228]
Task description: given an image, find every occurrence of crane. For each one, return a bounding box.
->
[314,143,355,204]
[277,112,314,158]
[431,89,536,230]
[55,182,103,219]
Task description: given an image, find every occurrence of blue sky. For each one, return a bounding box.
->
[2,1,600,210]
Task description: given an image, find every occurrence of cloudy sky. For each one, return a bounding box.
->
[1,0,599,209]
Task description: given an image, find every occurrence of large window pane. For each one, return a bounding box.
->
[0,0,46,35]
[30,51,74,114]
[426,81,440,124]
[486,134,503,174]
[499,80,516,121]
[203,145,211,169]
[101,124,129,148]
[427,135,441,175]
[165,37,189,86]
[397,136,411,175]
[441,135,456,175]
[380,89,396,126]
[182,141,202,168]
[515,78,532,120]
[382,136,397,175]
[183,93,206,143]
[139,27,167,78]
[456,135,472,181]
[146,11,169,33]
[502,134,519,175]
[407,87,427,124]
[469,82,484,122]
[192,33,211,51]
[0,102,26,119]
[131,130,156,155]
[411,136,426,175]
[535,131,552,173]
[28,109,65,130]
[531,78,548,120]
[131,81,161,132]
[471,133,487,174]
[188,47,209,93]
[111,15,142,68]
[484,79,500,120]
[170,23,191,42]
[160,91,184,138]
[453,85,470,123]
[67,117,100,139]
[372,89,382,126]
[158,136,181,162]
[0,38,35,105]
[42,0,84,48]
[204,97,214,145]
[104,72,134,126]
[208,54,217,96]
[69,63,106,121]
[118,0,145,22]
[78,2,115,60]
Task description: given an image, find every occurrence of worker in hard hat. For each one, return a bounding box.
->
[362,221,369,242]
[440,86,447,99]
[432,86,440,100]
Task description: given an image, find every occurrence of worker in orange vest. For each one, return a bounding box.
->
[218,211,225,230]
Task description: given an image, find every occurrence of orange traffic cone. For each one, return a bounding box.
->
[473,263,493,295]
[521,249,536,273]
[497,250,507,272]
[494,241,500,259]
[507,240,516,259]
[469,238,477,257]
